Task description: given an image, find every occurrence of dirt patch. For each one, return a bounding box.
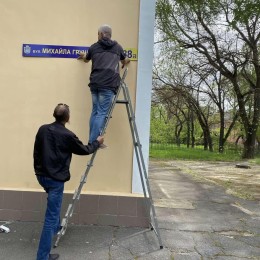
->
[160,160,260,200]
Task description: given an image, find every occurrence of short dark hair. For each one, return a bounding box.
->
[53,103,70,122]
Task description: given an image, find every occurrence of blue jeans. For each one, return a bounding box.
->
[36,176,64,260]
[89,88,115,143]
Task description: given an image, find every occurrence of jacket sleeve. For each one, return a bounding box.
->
[68,133,99,155]
[33,128,42,172]
[118,44,126,60]
[85,46,92,60]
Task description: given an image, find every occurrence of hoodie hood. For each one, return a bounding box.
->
[98,37,117,49]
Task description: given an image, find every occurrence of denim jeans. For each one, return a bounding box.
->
[36,176,64,260]
[89,88,115,143]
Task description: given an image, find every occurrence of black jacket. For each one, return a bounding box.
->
[86,38,126,92]
[33,122,99,182]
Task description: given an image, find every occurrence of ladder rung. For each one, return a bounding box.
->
[73,189,78,199]
[61,218,66,227]
[65,204,72,217]
[116,100,128,104]
[76,194,81,201]
[72,190,81,201]
[80,175,86,183]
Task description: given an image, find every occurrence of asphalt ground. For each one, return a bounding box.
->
[0,160,259,260]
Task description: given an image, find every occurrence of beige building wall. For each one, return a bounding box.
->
[0,0,140,194]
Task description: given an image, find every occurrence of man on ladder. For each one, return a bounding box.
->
[56,24,163,250]
[78,24,130,148]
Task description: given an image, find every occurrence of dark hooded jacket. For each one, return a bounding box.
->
[86,37,126,93]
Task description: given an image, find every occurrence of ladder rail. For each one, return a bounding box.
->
[123,102,154,227]
[54,69,129,247]
[123,81,155,198]
[54,151,98,247]
[121,80,163,248]
[120,84,148,198]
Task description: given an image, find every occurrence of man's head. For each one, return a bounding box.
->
[53,103,70,124]
[98,24,112,40]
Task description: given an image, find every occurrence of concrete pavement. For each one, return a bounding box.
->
[0,160,259,259]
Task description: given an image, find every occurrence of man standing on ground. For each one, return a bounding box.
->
[78,24,130,147]
[34,103,104,260]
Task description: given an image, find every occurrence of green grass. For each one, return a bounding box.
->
[248,157,260,164]
[149,143,243,161]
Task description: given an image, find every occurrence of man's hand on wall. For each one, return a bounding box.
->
[121,58,130,69]
[77,52,86,61]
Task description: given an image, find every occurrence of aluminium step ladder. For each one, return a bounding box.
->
[54,68,163,249]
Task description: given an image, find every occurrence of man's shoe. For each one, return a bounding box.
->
[49,254,59,260]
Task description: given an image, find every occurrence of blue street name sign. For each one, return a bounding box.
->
[22,44,88,58]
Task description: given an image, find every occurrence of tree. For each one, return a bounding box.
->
[153,77,214,150]
[150,104,175,144]
[156,0,260,158]
[153,86,194,147]
[187,65,239,153]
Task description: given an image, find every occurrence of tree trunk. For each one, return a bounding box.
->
[207,129,213,152]
[203,132,208,150]
[186,110,191,148]
[175,123,183,147]
[242,126,256,158]
[219,109,225,153]
[191,112,195,148]
[241,88,260,158]
[235,135,243,146]
[201,123,213,151]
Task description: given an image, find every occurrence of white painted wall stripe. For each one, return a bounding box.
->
[132,0,156,194]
